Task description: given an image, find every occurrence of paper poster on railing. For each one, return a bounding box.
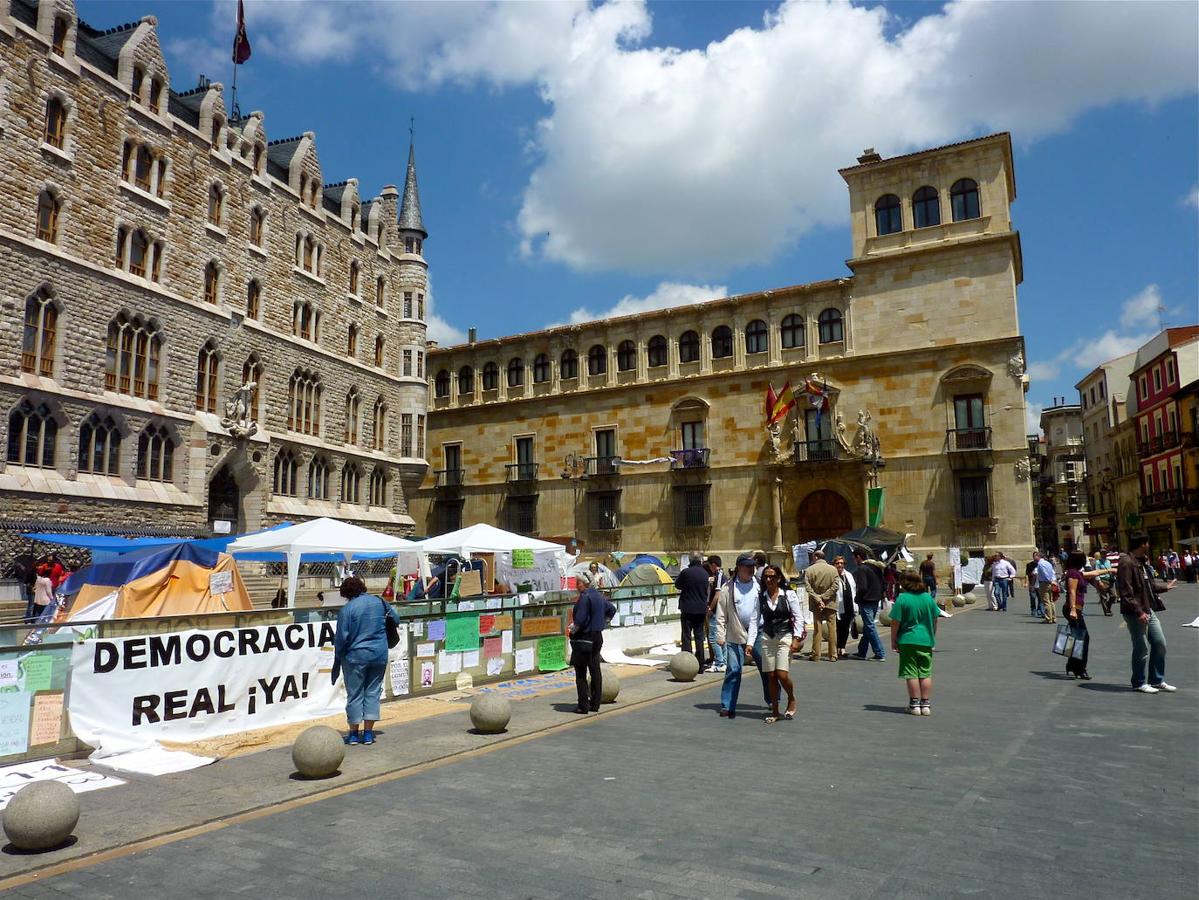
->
[67,622,343,758]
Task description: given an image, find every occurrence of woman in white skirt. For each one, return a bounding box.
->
[749,564,803,724]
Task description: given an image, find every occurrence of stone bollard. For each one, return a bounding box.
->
[3,780,80,851]
[952,594,967,608]
[292,725,346,779]
[601,666,620,704]
[668,651,699,682]
[470,694,511,734]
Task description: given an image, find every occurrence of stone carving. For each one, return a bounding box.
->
[849,409,881,462]
[1014,457,1031,481]
[221,380,259,439]
[834,411,852,452]
[766,422,782,461]
[1007,352,1025,379]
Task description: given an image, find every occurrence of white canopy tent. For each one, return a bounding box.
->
[409,523,565,556]
[226,517,419,606]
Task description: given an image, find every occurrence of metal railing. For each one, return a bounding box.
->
[946,427,992,451]
[434,468,464,488]
[1137,431,1180,456]
[670,448,710,469]
[793,439,839,462]
[1142,489,1185,512]
[505,462,539,482]
[584,456,621,476]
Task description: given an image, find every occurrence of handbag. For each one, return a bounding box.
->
[1051,623,1072,656]
[381,598,400,649]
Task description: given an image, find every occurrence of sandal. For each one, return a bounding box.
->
[764,715,778,724]
[783,710,795,720]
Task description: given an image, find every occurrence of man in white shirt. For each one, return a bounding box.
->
[990,553,1016,613]
[1034,551,1058,623]
[715,555,760,719]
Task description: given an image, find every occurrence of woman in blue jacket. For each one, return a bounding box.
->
[333,576,398,745]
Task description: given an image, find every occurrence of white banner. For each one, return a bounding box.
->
[0,759,125,809]
[68,622,343,757]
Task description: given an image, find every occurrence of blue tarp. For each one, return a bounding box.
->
[21,533,181,552]
[60,541,222,596]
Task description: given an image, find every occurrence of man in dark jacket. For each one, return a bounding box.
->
[1116,533,1176,693]
[851,549,886,661]
[569,572,617,714]
[675,553,710,672]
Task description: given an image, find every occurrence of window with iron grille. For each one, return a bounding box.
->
[506,497,537,535]
[957,474,990,519]
[435,499,464,534]
[590,491,620,531]
[674,485,710,529]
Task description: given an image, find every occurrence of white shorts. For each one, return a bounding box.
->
[761,635,794,672]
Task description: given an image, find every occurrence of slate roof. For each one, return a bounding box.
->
[266,136,304,182]
[397,142,426,237]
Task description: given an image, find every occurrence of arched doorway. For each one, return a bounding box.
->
[796,489,852,542]
[208,464,241,534]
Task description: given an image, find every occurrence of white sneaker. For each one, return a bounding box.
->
[1150,682,1177,692]
[1135,684,1160,694]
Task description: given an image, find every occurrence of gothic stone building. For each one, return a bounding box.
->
[413,133,1035,565]
[0,0,430,545]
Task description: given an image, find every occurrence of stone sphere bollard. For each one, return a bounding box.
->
[3,780,80,851]
[952,594,967,608]
[469,694,511,734]
[669,651,700,682]
[292,725,346,779]
[601,667,621,704]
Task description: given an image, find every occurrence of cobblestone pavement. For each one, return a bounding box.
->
[10,587,1198,899]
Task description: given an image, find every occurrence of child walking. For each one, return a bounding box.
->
[890,568,941,716]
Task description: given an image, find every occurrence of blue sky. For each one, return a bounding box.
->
[79,1,1198,431]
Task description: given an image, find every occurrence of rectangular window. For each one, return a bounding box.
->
[443,443,461,473]
[1140,376,1147,400]
[403,350,412,377]
[673,485,710,529]
[681,420,704,450]
[1166,358,1175,385]
[400,413,412,456]
[589,491,620,531]
[403,292,413,318]
[416,414,425,457]
[434,499,463,534]
[957,474,990,519]
[1154,368,1162,392]
[416,351,424,379]
[515,435,535,480]
[1099,380,1106,400]
[506,497,538,535]
[595,427,616,461]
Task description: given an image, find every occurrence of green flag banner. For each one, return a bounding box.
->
[536,635,568,672]
[867,487,885,528]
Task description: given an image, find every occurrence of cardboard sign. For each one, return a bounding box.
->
[457,568,483,598]
[520,616,562,637]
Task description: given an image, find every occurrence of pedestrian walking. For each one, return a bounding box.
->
[674,553,710,672]
[889,568,941,716]
[332,576,399,746]
[568,571,616,714]
[919,553,938,598]
[852,549,886,660]
[1116,534,1176,694]
[1062,551,1101,680]
[982,554,997,610]
[31,565,54,623]
[990,553,1015,612]
[715,555,759,719]
[1024,558,1039,615]
[704,555,727,673]
[1034,551,1058,623]
[804,550,839,662]
[833,556,856,658]
[748,564,801,723]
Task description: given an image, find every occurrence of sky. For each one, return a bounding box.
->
[78,0,1199,434]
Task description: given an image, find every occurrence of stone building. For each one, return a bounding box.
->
[1039,402,1087,554]
[1074,351,1136,550]
[0,0,430,549]
[412,134,1035,564]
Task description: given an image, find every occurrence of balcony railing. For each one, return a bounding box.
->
[946,427,992,451]
[793,439,840,463]
[434,469,464,488]
[670,448,710,470]
[1138,431,1181,457]
[585,456,621,476]
[1142,489,1185,512]
[505,462,539,482]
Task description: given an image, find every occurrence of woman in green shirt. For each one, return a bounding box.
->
[890,568,941,716]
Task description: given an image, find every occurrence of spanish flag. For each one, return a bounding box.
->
[766,380,796,425]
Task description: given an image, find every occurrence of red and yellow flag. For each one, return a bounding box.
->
[766,380,795,425]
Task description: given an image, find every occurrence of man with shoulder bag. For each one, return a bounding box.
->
[568,571,616,714]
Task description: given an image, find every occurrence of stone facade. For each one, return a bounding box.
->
[413,134,1035,565]
[1038,403,1087,554]
[0,0,430,551]
[1074,352,1136,550]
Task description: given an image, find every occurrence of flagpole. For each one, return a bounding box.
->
[230,59,240,121]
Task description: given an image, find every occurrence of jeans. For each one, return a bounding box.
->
[706,615,726,668]
[855,601,886,659]
[752,632,771,705]
[923,576,937,598]
[21,583,36,624]
[572,630,604,710]
[721,643,745,713]
[680,613,706,670]
[343,659,386,725]
[1029,585,1039,615]
[993,578,1010,611]
[1123,611,1167,688]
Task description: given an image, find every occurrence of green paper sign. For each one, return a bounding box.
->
[536,635,567,672]
[22,654,53,692]
[511,549,535,569]
[445,612,481,653]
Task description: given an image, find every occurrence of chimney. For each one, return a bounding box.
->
[426,339,438,350]
[857,148,882,164]
[468,327,477,344]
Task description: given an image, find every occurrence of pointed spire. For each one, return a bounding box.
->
[397,138,427,238]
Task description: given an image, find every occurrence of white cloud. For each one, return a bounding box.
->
[422,275,467,346]
[1025,360,1059,383]
[176,0,1198,276]
[1184,185,1199,209]
[1119,284,1164,330]
[556,281,728,326]
[1025,401,1044,437]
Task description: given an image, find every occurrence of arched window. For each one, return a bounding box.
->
[105,313,161,399]
[346,324,358,357]
[482,362,499,391]
[507,357,525,387]
[372,398,387,451]
[131,66,145,101]
[679,330,700,363]
[368,466,387,507]
[560,349,578,380]
[307,456,330,500]
[293,301,318,341]
[375,276,385,308]
[302,234,316,272]
[203,261,220,304]
[241,356,262,421]
[21,289,57,377]
[951,178,981,221]
[129,229,149,277]
[273,449,298,496]
[374,335,385,368]
[78,413,120,476]
[745,319,768,355]
[348,261,360,296]
[149,77,164,114]
[36,190,60,243]
[7,399,57,468]
[458,365,474,396]
[195,340,220,413]
[44,97,66,150]
[780,314,805,350]
[912,186,940,228]
[434,369,451,398]
[617,340,636,372]
[874,194,902,236]
[710,325,733,359]
[134,146,152,192]
[647,335,667,368]
[286,369,322,435]
[344,388,360,445]
[588,345,607,376]
[51,15,69,56]
[249,208,265,247]
[818,308,844,344]
[246,280,261,319]
[533,353,550,384]
[136,423,174,481]
[341,464,362,504]
[207,183,224,227]
[154,158,168,199]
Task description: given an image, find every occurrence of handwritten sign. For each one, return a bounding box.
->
[536,636,568,672]
[427,619,446,641]
[0,661,18,689]
[0,690,31,756]
[209,570,234,595]
[479,615,497,636]
[483,636,503,659]
[512,549,535,569]
[521,616,562,638]
[514,647,535,673]
[389,656,410,698]
[501,630,514,653]
[493,614,514,631]
[21,655,53,692]
[445,613,481,652]
[29,692,64,746]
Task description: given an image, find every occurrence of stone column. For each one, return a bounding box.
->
[772,475,785,552]
[700,322,712,375]
[767,310,782,366]
[668,336,680,379]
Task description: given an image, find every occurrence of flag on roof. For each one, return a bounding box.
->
[232,0,251,64]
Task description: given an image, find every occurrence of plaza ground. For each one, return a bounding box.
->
[3,587,1197,899]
